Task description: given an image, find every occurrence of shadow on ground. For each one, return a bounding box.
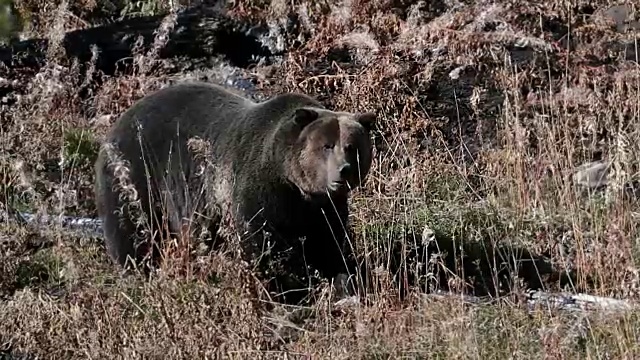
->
[362,226,580,301]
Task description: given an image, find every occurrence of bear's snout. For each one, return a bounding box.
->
[339,163,351,178]
[335,160,368,190]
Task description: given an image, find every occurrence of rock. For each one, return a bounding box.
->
[572,160,609,190]
[333,295,360,309]
[596,5,640,33]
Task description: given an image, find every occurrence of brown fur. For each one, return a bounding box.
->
[94,81,376,304]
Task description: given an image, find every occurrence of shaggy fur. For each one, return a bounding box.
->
[94,81,376,304]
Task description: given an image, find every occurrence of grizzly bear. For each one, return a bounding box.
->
[94,81,376,304]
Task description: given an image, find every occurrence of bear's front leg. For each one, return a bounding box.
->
[302,217,360,299]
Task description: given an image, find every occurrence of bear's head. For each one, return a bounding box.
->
[287,106,376,196]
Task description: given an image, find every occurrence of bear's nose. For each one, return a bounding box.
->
[339,163,351,177]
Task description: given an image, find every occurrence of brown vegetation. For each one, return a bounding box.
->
[2,0,640,358]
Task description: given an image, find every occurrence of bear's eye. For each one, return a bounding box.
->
[323,144,334,151]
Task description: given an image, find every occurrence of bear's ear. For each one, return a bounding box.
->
[294,108,319,128]
[356,112,377,132]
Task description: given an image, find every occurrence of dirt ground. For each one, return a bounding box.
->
[3,0,640,358]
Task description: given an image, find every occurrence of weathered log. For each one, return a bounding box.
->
[0,5,278,76]
[424,289,637,315]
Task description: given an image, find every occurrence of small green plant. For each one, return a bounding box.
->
[14,250,65,289]
[0,0,20,44]
[60,128,100,171]
[120,0,167,17]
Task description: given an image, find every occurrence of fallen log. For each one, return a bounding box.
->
[422,289,637,315]
[0,5,279,79]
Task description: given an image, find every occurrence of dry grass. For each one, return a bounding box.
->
[3,0,640,358]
